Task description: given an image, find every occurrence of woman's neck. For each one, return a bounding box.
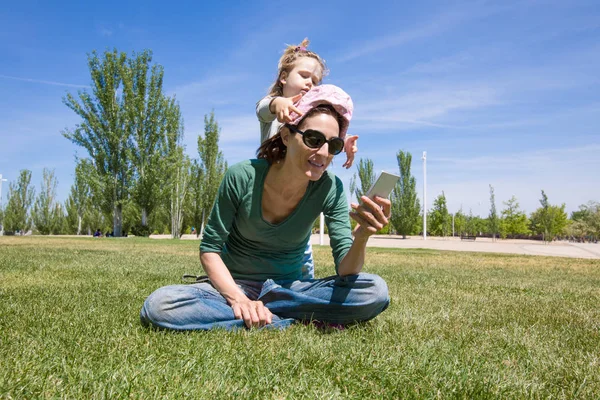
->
[265,159,309,198]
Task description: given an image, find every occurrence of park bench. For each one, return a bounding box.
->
[461,235,476,241]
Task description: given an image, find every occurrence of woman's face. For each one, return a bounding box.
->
[282,112,340,181]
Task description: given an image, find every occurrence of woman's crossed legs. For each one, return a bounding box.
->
[140,273,389,331]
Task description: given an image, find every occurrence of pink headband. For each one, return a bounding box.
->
[288,84,353,139]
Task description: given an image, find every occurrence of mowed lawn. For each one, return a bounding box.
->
[1,237,599,399]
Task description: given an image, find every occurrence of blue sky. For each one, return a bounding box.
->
[1,0,599,216]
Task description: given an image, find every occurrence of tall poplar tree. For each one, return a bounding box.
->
[349,158,375,201]
[32,168,59,235]
[390,150,421,238]
[65,159,93,235]
[160,96,189,238]
[196,111,227,232]
[4,170,35,234]
[488,184,499,241]
[63,49,131,237]
[122,50,168,228]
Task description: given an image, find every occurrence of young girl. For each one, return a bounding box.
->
[255,39,359,279]
[256,38,358,167]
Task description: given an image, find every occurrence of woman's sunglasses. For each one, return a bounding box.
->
[286,125,345,155]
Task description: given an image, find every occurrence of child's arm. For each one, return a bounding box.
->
[256,96,278,143]
[256,96,277,123]
[256,94,304,143]
[342,135,359,169]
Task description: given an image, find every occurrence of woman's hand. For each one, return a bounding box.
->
[230,299,273,328]
[350,196,391,241]
[270,94,303,123]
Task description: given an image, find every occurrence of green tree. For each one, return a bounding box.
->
[530,191,568,242]
[454,207,467,236]
[160,97,191,239]
[63,49,132,237]
[570,201,600,240]
[390,150,421,238]
[349,158,375,201]
[4,170,35,234]
[188,160,205,237]
[32,168,59,235]
[488,184,499,241]
[429,192,451,237]
[499,196,530,238]
[195,111,227,233]
[123,50,170,229]
[65,159,93,235]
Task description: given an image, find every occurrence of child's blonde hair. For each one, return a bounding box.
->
[267,38,329,97]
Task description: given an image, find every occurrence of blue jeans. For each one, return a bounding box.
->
[140,273,389,331]
[301,242,315,279]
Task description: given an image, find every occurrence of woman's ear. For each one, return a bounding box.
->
[280,128,290,146]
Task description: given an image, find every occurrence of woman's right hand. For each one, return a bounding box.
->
[270,94,303,123]
[230,299,273,328]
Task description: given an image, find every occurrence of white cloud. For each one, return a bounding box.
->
[0,74,89,89]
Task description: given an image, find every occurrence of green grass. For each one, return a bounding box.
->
[1,236,599,399]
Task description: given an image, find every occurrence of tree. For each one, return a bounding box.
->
[488,184,499,241]
[195,111,227,233]
[454,207,467,236]
[570,201,600,240]
[32,168,59,235]
[390,150,420,238]
[123,50,170,229]
[349,158,375,201]
[529,190,568,242]
[65,159,93,235]
[63,49,132,237]
[169,152,192,239]
[188,159,205,237]
[160,96,190,239]
[429,192,451,237]
[3,170,35,234]
[499,196,530,238]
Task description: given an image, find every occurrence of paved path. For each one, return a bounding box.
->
[309,234,600,260]
[149,234,599,259]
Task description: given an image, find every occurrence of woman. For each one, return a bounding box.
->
[140,85,390,330]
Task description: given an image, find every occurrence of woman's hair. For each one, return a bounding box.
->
[266,38,329,97]
[256,104,344,164]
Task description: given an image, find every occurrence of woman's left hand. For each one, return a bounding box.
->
[350,196,391,240]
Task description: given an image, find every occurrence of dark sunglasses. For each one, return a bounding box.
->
[286,125,345,155]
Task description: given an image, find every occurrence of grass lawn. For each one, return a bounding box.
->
[1,236,599,398]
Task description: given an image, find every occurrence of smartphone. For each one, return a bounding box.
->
[363,171,400,201]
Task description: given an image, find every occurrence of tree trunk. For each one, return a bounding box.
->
[200,209,205,238]
[113,203,122,237]
[77,215,82,235]
[141,208,148,227]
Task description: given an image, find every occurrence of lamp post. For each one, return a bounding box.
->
[0,174,7,236]
[319,212,324,245]
[422,151,427,241]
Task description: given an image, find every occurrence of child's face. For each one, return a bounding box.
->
[280,58,322,98]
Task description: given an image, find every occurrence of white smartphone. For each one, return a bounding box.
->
[363,171,400,201]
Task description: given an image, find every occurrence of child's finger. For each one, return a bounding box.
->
[290,93,303,103]
[289,105,303,117]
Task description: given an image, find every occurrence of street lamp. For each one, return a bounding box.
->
[422,151,427,241]
[0,174,7,236]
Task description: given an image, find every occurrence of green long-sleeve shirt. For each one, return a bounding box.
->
[200,159,353,281]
